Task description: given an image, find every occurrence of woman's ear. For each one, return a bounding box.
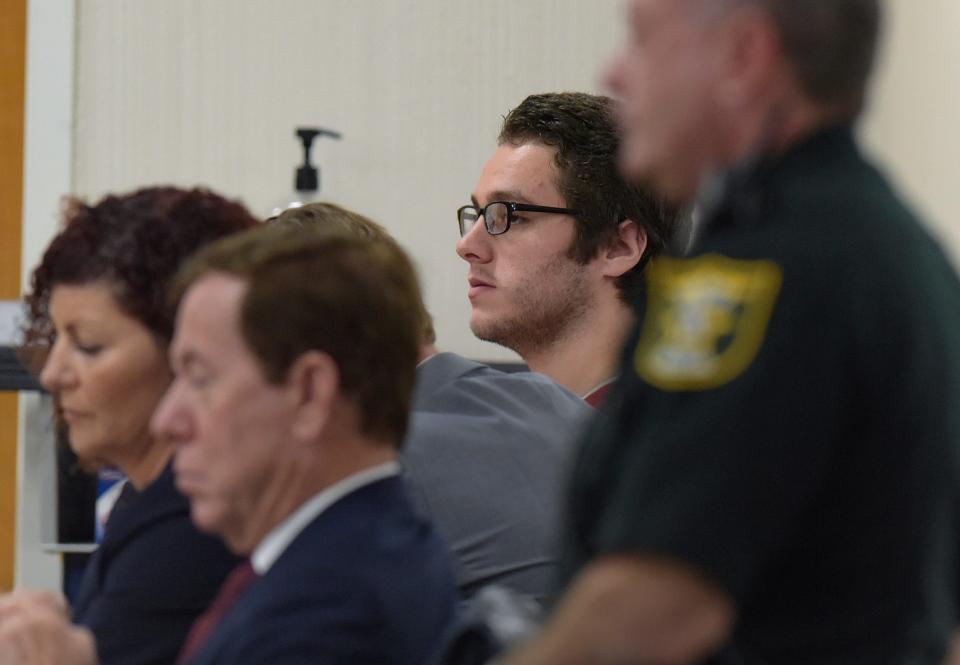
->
[714,7,785,114]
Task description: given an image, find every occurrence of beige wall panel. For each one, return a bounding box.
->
[17,0,76,592]
[862,0,960,267]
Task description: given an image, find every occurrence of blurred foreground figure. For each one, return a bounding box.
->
[503,1,960,665]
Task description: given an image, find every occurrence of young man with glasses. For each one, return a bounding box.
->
[457,92,675,406]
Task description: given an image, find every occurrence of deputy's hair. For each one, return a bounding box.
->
[710,0,881,114]
[269,202,435,345]
[499,92,676,304]
[173,225,423,445]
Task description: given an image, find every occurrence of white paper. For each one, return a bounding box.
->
[0,300,24,346]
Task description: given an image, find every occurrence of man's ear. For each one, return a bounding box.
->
[600,219,647,279]
[285,351,339,441]
[714,7,783,112]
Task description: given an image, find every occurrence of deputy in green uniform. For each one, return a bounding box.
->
[504,2,960,665]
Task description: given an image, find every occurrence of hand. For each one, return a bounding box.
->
[499,555,735,665]
[0,590,97,665]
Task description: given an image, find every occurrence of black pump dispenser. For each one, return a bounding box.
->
[295,127,342,195]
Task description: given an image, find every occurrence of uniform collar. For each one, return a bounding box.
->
[692,122,857,247]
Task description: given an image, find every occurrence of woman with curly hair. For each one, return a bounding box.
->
[18,186,259,665]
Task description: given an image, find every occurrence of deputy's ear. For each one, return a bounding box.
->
[601,219,647,279]
[714,6,783,111]
[286,351,339,441]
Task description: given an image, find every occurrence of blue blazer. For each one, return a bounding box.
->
[72,464,239,665]
[186,475,457,665]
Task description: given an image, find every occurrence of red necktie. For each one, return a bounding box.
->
[176,560,257,665]
[585,382,614,409]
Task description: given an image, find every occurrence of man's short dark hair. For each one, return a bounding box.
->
[269,201,436,345]
[499,92,676,304]
[174,225,423,445]
[719,0,881,113]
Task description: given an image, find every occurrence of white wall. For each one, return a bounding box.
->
[62,0,960,360]
[17,0,76,590]
[70,0,626,363]
[61,0,960,354]
[861,0,960,267]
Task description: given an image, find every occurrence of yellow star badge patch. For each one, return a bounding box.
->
[635,254,783,391]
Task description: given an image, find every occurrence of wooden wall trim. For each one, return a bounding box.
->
[0,0,28,592]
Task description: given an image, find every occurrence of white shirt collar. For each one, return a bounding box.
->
[416,351,439,369]
[250,461,400,575]
[581,376,618,400]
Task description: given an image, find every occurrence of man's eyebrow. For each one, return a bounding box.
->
[475,190,531,206]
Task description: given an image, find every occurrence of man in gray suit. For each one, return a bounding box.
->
[271,203,594,605]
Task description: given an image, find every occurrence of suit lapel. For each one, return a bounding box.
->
[186,477,409,665]
[71,465,188,618]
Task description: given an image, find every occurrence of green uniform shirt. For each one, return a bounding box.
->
[563,125,960,665]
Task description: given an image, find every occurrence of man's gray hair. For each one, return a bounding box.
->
[707,0,882,114]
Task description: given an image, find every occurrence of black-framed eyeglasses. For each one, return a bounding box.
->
[457,201,578,237]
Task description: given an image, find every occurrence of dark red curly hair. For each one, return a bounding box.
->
[23,186,260,348]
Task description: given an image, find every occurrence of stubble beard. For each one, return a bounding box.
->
[470,257,592,361]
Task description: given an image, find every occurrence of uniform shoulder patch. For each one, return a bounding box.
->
[634,254,783,391]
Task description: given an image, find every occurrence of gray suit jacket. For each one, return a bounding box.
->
[401,352,594,605]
